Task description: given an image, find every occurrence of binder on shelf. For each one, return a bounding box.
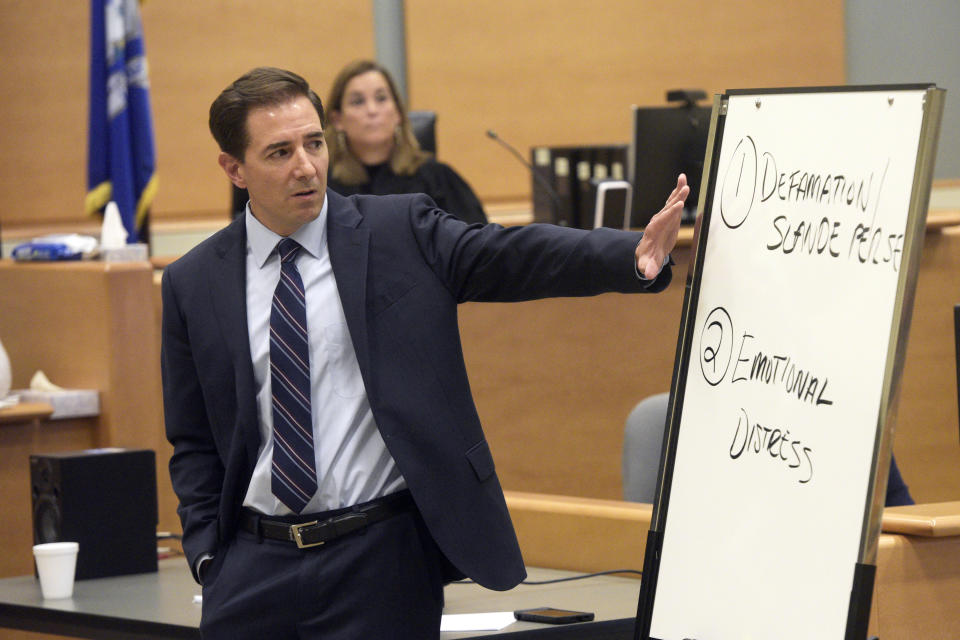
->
[530,147,555,224]
[575,156,594,229]
[551,149,576,227]
[529,143,628,228]
[578,144,628,229]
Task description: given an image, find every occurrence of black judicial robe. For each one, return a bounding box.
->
[328,158,488,225]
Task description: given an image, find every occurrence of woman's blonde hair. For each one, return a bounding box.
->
[326,60,430,185]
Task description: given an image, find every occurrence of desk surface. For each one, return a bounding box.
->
[882,500,960,537]
[0,402,53,424]
[0,559,640,640]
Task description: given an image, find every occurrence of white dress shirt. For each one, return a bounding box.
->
[241,196,406,515]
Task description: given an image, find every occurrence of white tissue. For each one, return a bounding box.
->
[30,370,63,392]
[100,201,129,249]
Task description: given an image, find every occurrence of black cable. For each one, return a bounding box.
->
[520,569,643,584]
[451,569,642,586]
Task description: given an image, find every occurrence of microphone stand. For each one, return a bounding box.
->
[486,130,565,225]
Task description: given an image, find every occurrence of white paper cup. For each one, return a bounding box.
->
[33,542,79,599]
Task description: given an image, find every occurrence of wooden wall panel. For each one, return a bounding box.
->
[0,0,843,230]
[0,0,373,229]
[0,2,89,230]
[406,0,845,203]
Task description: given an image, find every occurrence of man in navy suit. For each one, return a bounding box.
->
[161,67,688,639]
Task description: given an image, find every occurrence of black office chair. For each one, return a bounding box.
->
[231,110,439,218]
[408,110,437,154]
[622,393,669,503]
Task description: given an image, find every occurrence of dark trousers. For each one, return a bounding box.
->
[199,507,447,639]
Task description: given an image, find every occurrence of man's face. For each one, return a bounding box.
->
[219,95,328,236]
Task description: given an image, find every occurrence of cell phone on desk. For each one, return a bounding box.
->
[514,607,595,624]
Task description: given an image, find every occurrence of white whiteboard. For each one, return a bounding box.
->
[646,87,939,640]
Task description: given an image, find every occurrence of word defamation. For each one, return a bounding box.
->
[760,153,876,212]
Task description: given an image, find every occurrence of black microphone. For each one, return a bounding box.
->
[485,129,565,225]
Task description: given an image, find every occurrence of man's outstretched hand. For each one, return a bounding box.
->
[634,174,689,280]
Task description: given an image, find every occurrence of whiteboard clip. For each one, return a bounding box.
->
[755,99,762,109]
[888,96,895,106]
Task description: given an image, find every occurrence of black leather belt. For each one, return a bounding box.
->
[239,490,414,549]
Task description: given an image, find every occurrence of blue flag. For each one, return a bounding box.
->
[86,0,157,244]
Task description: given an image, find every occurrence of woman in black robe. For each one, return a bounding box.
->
[325,60,487,225]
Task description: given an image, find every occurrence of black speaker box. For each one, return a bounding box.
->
[30,448,158,580]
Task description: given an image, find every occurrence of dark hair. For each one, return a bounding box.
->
[209,67,325,160]
[326,59,429,184]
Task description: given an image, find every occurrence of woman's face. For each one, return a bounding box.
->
[332,70,402,156]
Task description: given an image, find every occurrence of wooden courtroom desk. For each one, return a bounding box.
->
[0,260,175,579]
[5,496,950,639]
[0,409,99,582]
[0,403,54,425]
[871,501,960,639]
[0,559,641,640]
[504,492,960,640]
[1,499,954,640]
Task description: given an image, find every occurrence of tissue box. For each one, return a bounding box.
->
[15,389,100,419]
[101,243,149,262]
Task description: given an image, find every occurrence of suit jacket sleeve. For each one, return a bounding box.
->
[160,266,223,582]
[400,193,671,302]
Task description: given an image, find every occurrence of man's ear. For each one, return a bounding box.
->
[218,152,245,188]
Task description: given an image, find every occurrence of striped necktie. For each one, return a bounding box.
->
[270,238,317,513]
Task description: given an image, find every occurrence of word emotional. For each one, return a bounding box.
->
[720,137,904,271]
[698,307,834,407]
[731,333,833,406]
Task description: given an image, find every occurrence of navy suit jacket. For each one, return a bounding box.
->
[161,190,671,591]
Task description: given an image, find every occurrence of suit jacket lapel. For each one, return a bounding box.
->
[326,191,372,380]
[209,216,261,462]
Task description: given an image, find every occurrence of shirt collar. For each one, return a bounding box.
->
[246,192,328,268]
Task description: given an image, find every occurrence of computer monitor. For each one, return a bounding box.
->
[628,99,710,228]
